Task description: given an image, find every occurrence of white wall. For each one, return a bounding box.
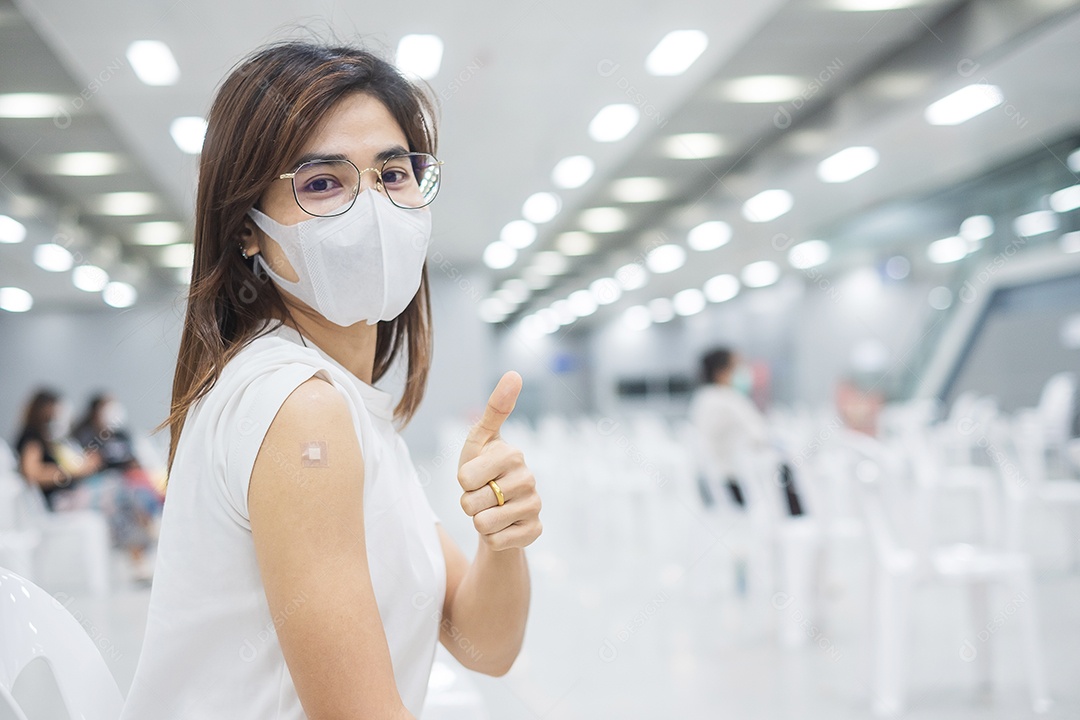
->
[0,301,185,448]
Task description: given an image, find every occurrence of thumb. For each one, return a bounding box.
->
[459,371,522,466]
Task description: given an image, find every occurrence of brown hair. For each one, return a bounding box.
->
[20,388,60,441]
[161,41,437,473]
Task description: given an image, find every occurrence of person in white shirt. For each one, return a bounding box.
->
[689,348,767,508]
[121,41,542,720]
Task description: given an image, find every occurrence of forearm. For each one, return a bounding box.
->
[445,543,530,675]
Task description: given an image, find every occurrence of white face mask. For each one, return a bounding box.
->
[248,189,432,327]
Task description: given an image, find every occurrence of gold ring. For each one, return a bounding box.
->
[488,480,505,506]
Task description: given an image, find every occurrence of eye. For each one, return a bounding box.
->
[381,167,413,186]
[303,175,344,193]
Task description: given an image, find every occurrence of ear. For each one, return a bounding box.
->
[238,218,262,258]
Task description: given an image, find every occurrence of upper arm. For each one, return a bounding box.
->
[248,377,411,720]
[18,439,46,483]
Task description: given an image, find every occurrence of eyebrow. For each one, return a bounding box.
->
[290,144,411,169]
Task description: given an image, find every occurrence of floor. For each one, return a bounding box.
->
[6,453,1080,720]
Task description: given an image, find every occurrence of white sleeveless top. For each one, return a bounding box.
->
[121,323,446,719]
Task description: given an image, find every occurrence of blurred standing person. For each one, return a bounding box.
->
[14,388,102,508]
[690,348,765,508]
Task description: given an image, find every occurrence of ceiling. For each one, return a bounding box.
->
[0,0,1078,320]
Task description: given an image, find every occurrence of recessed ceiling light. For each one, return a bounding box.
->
[551,299,575,325]
[478,297,511,324]
[0,93,70,118]
[885,256,911,280]
[160,243,195,269]
[483,241,518,269]
[817,146,879,183]
[704,274,740,302]
[33,243,74,272]
[1061,231,1080,254]
[395,34,444,79]
[826,0,932,10]
[623,305,652,331]
[555,231,596,256]
[500,279,531,304]
[535,308,561,334]
[552,155,595,189]
[742,189,793,222]
[170,116,207,154]
[134,221,184,246]
[1068,148,1080,173]
[645,30,708,76]
[959,215,994,241]
[103,281,138,308]
[928,286,953,310]
[645,244,686,274]
[1050,185,1080,213]
[926,236,968,264]
[661,133,725,159]
[788,240,831,269]
[720,75,805,103]
[616,262,648,290]
[649,297,675,323]
[126,41,180,86]
[741,260,781,288]
[588,104,639,142]
[532,251,569,276]
[0,287,32,312]
[41,152,125,176]
[73,264,109,292]
[568,290,598,317]
[687,220,732,251]
[925,84,1004,126]
[522,192,561,223]
[611,177,668,203]
[589,277,622,305]
[500,220,537,249]
[91,192,158,216]
[0,215,27,243]
[579,207,628,233]
[1013,210,1059,237]
[673,288,706,316]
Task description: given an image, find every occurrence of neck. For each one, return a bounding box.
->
[283,307,379,385]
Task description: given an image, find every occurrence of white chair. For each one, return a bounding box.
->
[0,438,111,597]
[1037,372,1077,464]
[0,566,123,720]
[833,430,1050,716]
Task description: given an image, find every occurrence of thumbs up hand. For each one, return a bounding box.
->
[457,371,542,552]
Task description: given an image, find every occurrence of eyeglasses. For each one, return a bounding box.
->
[278,152,442,217]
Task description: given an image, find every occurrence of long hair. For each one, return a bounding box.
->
[161,41,437,473]
[20,388,59,441]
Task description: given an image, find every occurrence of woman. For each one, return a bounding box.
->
[121,41,542,720]
[14,388,102,508]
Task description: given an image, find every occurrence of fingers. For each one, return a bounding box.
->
[475,517,543,552]
[458,371,522,466]
[459,463,535,516]
[457,441,523,492]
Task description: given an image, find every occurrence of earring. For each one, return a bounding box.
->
[239,243,249,260]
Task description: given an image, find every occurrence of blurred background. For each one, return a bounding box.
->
[1,0,1079,718]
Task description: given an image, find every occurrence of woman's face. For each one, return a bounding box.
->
[244,92,412,283]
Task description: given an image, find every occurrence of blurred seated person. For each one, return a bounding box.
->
[15,388,103,508]
[690,348,803,516]
[16,388,156,580]
[73,393,165,513]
